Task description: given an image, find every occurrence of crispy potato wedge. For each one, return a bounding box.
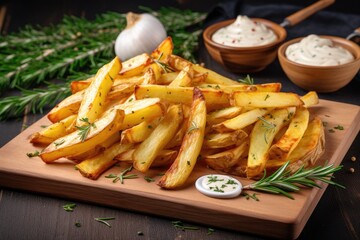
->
[120,117,161,144]
[247,108,295,178]
[118,53,152,78]
[213,108,271,133]
[204,141,249,171]
[76,142,133,180]
[47,90,84,123]
[203,130,248,149]
[68,132,121,163]
[133,104,183,172]
[266,117,325,173]
[134,85,230,110]
[70,77,94,93]
[157,72,178,85]
[168,54,192,71]
[192,64,241,85]
[268,106,309,161]
[76,57,121,126]
[169,65,192,87]
[206,107,243,125]
[232,92,304,108]
[199,83,281,93]
[158,88,206,189]
[40,109,125,163]
[151,36,174,62]
[301,91,319,107]
[30,114,77,145]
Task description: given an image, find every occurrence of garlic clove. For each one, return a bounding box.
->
[115,12,167,61]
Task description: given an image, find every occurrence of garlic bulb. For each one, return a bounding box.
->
[115,12,167,61]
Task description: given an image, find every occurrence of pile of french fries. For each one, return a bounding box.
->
[30,37,325,189]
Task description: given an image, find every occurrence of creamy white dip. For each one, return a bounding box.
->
[212,15,277,47]
[285,34,354,66]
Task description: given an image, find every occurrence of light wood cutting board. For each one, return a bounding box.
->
[0,99,359,239]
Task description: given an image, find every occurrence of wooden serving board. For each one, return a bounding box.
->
[0,99,359,239]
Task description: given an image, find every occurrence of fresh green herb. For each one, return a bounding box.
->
[94,217,115,228]
[105,165,138,184]
[153,52,175,73]
[257,116,276,144]
[210,186,224,193]
[75,117,96,142]
[243,161,345,199]
[206,175,224,184]
[26,150,40,157]
[63,203,76,212]
[187,120,199,133]
[207,228,215,235]
[264,94,270,101]
[238,74,254,85]
[241,192,259,201]
[226,179,238,185]
[171,220,199,231]
[144,176,155,183]
[54,139,65,146]
[329,129,335,133]
[334,125,344,130]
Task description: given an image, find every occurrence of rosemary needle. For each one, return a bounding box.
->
[94,217,115,228]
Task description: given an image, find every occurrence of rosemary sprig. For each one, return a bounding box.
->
[63,203,77,212]
[75,118,96,142]
[153,52,175,73]
[94,217,115,228]
[243,161,345,199]
[238,74,254,85]
[171,220,200,231]
[105,165,138,184]
[257,116,276,144]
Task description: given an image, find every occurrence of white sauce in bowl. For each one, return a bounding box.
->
[285,34,354,66]
[212,15,278,47]
[195,174,242,199]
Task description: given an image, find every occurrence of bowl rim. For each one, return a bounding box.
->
[278,35,360,69]
[203,17,287,51]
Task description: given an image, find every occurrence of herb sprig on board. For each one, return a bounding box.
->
[0,7,206,120]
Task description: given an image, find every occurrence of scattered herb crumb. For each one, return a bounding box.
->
[207,228,215,235]
[328,129,335,133]
[75,222,81,227]
[94,217,115,228]
[334,125,344,130]
[241,192,260,201]
[26,150,40,158]
[63,203,76,212]
[144,176,155,182]
[172,220,199,231]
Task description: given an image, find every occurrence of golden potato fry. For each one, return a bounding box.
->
[158,88,206,189]
[151,149,178,167]
[141,67,157,85]
[168,54,192,71]
[70,77,94,93]
[151,36,174,62]
[204,141,249,171]
[266,117,325,173]
[40,109,125,163]
[30,114,77,145]
[203,130,248,149]
[199,83,281,93]
[212,108,271,133]
[118,53,152,78]
[165,117,188,149]
[47,90,84,123]
[192,64,241,85]
[247,108,295,178]
[76,57,121,126]
[157,72,179,85]
[120,117,161,144]
[301,91,319,107]
[206,106,243,125]
[76,142,133,180]
[268,106,310,161]
[69,132,121,163]
[134,85,230,110]
[232,92,304,108]
[169,65,192,87]
[133,104,183,172]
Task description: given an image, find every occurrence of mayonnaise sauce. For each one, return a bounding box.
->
[285,34,354,66]
[212,15,278,47]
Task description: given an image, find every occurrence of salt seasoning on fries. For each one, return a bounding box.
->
[30,37,325,189]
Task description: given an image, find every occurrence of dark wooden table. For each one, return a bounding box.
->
[1,1,359,239]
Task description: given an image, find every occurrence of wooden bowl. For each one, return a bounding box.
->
[278,36,360,93]
[203,18,287,73]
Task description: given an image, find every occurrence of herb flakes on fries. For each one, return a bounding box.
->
[30,37,326,190]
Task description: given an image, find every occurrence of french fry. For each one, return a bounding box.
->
[47,90,84,123]
[232,92,304,108]
[30,114,77,145]
[158,88,206,189]
[204,141,249,171]
[134,85,230,110]
[203,130,248,149]
[157,72,178,85]
[198,82,281,93]
[120,117,161,144]
[206,106,243,125]
[76,142,133,180]
[151,36,174,62]
[118,53,152,78]
[70,77,94,93]
[247,108,295,178]
[212,108,271,133]
[192,64,240,85]
[168,54,192,71]
[301,91,319,107]
[133,104,183,172]
[268,106,310,161]
[40,109,125,163]
[76,57,121,126]
[266,117,325,172]
[169,65,193,87]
